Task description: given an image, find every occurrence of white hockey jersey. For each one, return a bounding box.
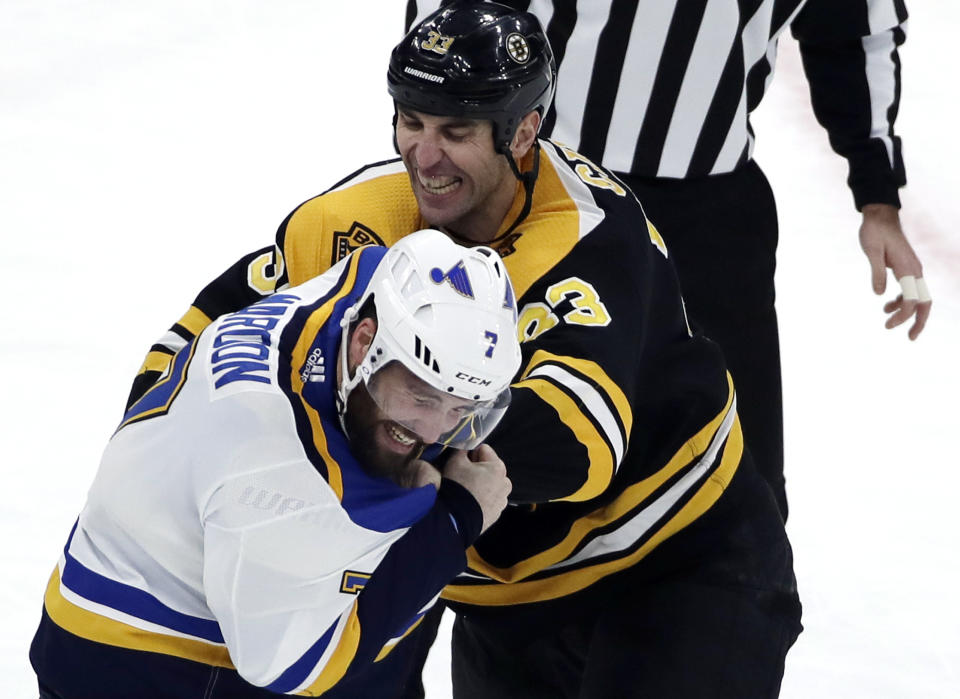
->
[36,246,480,696]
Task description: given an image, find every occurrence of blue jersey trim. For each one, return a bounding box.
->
[265,616,338,693]
[117,339,198,431]
[396,607,427,639]
[275,249,381,485]
[322,412,437,532]
[277,246,437,533]
[61,523,224,644]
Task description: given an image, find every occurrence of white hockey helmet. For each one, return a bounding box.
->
[338,228,521,449]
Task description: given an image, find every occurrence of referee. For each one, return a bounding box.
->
[406,0,931,520]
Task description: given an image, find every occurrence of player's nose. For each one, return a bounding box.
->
[412,133,445,171]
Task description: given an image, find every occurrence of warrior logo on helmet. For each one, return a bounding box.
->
[506,33,530,64]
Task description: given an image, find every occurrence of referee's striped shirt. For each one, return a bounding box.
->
[404,0,908,209]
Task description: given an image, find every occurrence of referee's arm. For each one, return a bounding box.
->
[791,0,908,210]
[792,0,930,338]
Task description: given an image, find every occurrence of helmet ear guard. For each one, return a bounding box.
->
[387,0,556,155]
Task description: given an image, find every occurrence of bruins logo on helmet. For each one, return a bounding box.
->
[506,33,530,64]
[333,222,386,264]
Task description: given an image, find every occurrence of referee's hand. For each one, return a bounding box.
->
[859,203,932,340]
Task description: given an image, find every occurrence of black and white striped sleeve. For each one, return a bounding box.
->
[791,0,908,210]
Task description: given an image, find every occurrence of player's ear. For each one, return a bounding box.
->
[348,318,377,372]
[510,110,541,160]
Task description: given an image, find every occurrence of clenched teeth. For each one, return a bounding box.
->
[418,172,460,195]
[388,424,416,446]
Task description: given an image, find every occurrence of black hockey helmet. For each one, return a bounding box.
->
[387,1,556,155]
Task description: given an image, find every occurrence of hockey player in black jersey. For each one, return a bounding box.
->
[408,0,930,529]
[124,3,802,697]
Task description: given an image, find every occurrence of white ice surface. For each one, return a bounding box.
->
[1,2,957,697]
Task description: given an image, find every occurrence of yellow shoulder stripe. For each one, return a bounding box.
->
[491,150,582,299]
[43,566,234,668]
[521,350,633,441]
[137,349,175,375]
[178,306,213,337]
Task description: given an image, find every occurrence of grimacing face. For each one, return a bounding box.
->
[395,107,517,243]
[343,360,475,487]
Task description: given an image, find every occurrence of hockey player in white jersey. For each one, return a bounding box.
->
[29,229,521,698]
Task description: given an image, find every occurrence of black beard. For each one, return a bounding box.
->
[343,383,425,488]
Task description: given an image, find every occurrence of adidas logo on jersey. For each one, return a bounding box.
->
[300,346,326,384]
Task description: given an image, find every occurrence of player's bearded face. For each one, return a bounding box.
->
[343,380,426,487]
[343,361,475,487]
[396,107,516,242]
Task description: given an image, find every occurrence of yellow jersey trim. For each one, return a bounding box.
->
[446,374,739,603]
[511,376,614,503]
[43,566,234,668]
[287,252,367,501]
[298,605,361,696]
[372,614,426,663]
[118,340,199,430]
[489,150,582,299]
[521,350,633,438]
[179,306,213,337]
[137,349,175,375]
[518,349,633,503]
[284,168,422,288]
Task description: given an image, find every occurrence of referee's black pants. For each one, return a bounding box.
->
[619,161,787,519]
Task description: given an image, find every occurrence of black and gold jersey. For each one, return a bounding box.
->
[132,139,745,607]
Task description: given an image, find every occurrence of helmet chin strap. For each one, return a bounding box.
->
[497,141,540,242]
[440,140,541,249]
[392,101,540,247]
[335,305,364,436]
[391,108,400,155]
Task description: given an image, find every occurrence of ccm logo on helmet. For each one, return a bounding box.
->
[456,372,492,387]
